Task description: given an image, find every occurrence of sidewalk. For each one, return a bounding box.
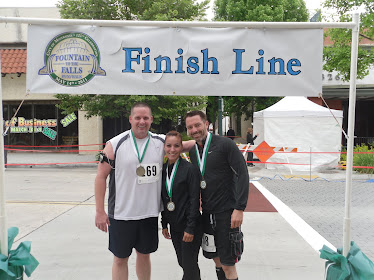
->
[3,153,329,279]
[5,151,98,168]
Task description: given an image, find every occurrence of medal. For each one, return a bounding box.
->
[131,130,150,177]
[195,133,212,189]
[167,201,176,211]
[166,159,180,211]
[136,165,145,176]
[200,180,207,189]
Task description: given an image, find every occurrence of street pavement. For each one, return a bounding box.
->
[4,152,374,279]
[261,178,374,260]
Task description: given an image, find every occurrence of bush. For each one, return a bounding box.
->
[341,146,347,162]
[353,144,374,174]
[181,131,192,141]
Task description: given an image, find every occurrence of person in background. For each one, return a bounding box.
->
[246,127,259,167]
[161,131,202,280]
[226,127,235,140]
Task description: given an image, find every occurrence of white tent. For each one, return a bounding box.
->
[253,96,343,172]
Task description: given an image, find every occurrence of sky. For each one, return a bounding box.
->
[0,0,324,18]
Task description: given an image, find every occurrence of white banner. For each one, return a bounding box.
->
[27,25,323,96]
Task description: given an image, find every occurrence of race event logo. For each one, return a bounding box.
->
[38,32,106,87]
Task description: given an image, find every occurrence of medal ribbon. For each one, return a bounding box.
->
[195,132,212,177]
[131,129,150,163]
[165,159,180,198]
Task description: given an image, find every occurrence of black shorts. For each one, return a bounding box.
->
[108,217,159,258]
[201,210,244,266]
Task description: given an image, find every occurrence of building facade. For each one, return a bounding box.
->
[1,7,102,154]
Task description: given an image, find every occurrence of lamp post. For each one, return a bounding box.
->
[218,96,223,136]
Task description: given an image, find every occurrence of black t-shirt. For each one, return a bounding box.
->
[189,134,249,214]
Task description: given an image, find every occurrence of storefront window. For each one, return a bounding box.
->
[8,104,33,147]
[3,103,78,150]
[58,110,78,148]
[34,104,58,147]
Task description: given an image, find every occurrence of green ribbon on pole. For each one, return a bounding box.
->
[320,242,374,280]
[0,227,39,279]
[320,245,350,280]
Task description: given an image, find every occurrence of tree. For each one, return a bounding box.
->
[206,96,219,131]
[57,94,206,125]
[214,0,308,22]
[57,0,209,21]
[213,0,309,121]
[56,0,209,124]
[223,96,281,120]
[322,0,374,81]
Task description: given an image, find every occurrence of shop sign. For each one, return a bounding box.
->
[42,127,57,140]
[4,117,57,134]
[60,113,77,127]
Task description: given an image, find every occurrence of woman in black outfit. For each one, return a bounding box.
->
[246,127,259,167]
[161,131,202,280]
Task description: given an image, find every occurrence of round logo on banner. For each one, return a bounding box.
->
[38,32,106,87]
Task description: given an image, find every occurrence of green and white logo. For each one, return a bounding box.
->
[38,32,106,87]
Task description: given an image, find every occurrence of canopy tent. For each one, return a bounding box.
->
[253,96,343,172]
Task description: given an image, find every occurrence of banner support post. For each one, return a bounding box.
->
[0,53,8,256]
[343,12,360,257]
[309,146,312,182]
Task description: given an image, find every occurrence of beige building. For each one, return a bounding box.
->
[1,7,102,154]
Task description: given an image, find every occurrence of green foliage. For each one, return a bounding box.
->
[180,131,192,141]
[56,0,209,124]
[214,0,309,22]
[340,146,347,161]
[322,0,374,81]
[140,0,210,21]
[57,94,207,124]
[223,96,281,120]
[57,0,209,21]
[352,144,374,174]
[206,96,219,125]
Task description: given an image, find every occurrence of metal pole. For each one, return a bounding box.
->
[343,13,360,257]
[310,147,312,182]
[218,97,223,136]
[0,16,357,29]
[0,54,8,256]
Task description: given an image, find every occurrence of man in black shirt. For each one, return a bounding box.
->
[226,127,235,140]
[185,111,249,280]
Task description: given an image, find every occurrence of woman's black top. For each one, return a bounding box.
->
[161,157,201,234]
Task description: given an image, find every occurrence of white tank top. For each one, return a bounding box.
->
[108,130,165,220]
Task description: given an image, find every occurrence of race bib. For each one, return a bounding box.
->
[137,163,161,184]
[202,233,216,253]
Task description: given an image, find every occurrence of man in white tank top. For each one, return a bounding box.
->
[95,102,194,280]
